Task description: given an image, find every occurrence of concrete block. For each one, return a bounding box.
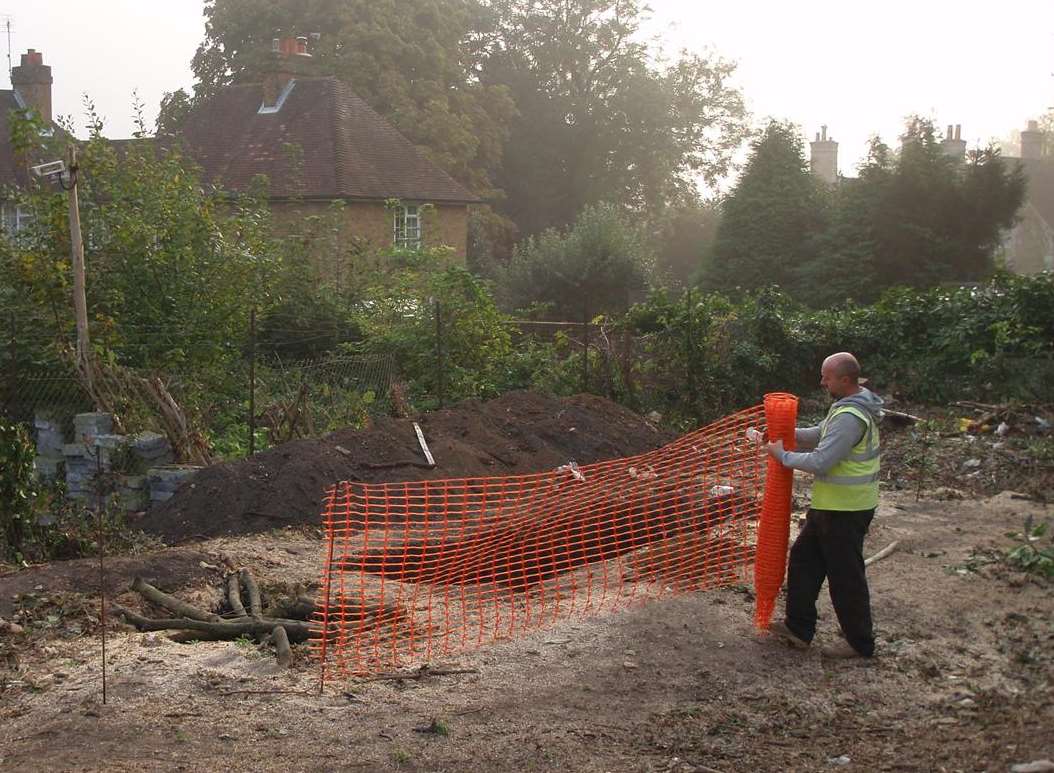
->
[34,456,64,480]
[34,413,61,431]
[36,427,66,454]
[132,432,175,466]
[92,434,128,450]
[63,443,90,458]
[132,432,168,452]
[73,412,114,440]
[118,474,147,490]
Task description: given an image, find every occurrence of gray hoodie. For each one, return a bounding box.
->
[776,388,885,476]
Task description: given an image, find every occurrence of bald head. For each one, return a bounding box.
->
[820,352,862,398]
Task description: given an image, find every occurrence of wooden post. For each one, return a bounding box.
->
[66,145,92,398]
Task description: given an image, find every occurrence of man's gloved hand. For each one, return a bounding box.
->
[766,439,785,459]
[745,427,764,444]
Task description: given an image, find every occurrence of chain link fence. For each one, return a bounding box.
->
[2,345,396,463]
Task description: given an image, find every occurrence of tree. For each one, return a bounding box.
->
[479,0,747,237]
[191,0,515,200]
[155,88,193,138]
[653,198,721,289]
[0,105,282,382]
[790,137,891,307]
[853,118,1025,290]
[497,202,653,318]
[705,118,1027,307]
[701,121,827,295]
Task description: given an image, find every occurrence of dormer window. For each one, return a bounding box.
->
[394,204,421,249]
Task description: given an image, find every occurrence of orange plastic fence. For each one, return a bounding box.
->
[312,398,794,684]
[753,392,799,631]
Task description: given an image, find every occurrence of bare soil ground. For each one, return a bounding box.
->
[1,399,1051,772]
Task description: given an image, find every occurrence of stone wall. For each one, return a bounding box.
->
[32,411,201,512]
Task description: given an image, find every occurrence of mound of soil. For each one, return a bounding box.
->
[139,391,672,544]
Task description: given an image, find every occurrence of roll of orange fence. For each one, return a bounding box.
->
[753,392,798,631]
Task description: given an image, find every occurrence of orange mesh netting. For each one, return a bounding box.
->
[752,392,798,631]
[312,397,796,683]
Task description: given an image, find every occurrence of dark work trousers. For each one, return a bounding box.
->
[784,507,876,656]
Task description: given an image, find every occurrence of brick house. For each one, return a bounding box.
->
[179,37,480,263]
[1,42,480,262]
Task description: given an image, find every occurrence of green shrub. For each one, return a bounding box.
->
[348,258,515,409]
[614,272,1054,426]
[498,203,654,319]
[0,422,39,563]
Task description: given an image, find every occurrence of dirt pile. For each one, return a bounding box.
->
[139,390,672,543]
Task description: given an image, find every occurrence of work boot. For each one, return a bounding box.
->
[820,640,867,659]
[768,620,810,650]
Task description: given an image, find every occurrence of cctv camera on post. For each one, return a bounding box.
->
[30,159,66,183]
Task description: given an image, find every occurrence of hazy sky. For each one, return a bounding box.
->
[6,0,1054,178]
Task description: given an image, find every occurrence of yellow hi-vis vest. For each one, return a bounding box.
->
[811,403,881,511]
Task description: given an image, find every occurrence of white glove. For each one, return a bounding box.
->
[745,427,763,444]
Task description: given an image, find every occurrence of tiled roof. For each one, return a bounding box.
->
[180,76,480,204]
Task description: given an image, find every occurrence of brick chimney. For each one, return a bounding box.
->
[1020,120,1044,160]
[10,49,53,123]
[940,124,966,160]
[261,36,312,111]
[809,125,838,184]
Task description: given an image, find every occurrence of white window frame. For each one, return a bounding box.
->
[393,204,422,250]
[1,203,33,240]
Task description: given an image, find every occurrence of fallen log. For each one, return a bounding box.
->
[240,568,263,618]
[227,573,246,617]
[112,603,315,643]
[167,630,235,643]
[132,576,220,623]
[273,625,292,667]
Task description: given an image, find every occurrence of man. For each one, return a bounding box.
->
[765,352,884,658]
